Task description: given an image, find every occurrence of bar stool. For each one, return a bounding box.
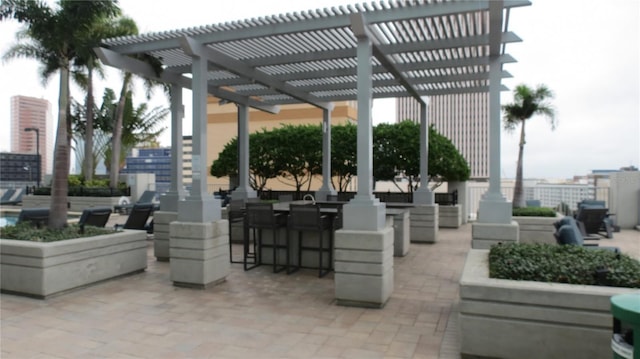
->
[228,199,246,264]
[287,204,333,277]
[244,202,288,273]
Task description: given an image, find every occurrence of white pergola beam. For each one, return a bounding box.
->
[179,36,333,111]
[94,47,280,114]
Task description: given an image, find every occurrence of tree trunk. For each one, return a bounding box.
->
[49,67,71,229]
[109,74,130,188]
[512,119,527,208]
[83,66,94,181]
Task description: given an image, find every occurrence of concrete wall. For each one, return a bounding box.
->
[22,195,122,212]
[459,249,635,359]
[512,215,561,245]
[609,171,640,228]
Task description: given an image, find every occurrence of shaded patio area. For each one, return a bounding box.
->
[2,221,638,358]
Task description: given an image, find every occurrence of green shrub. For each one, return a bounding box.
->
[512,207,557,217]
[489,243,640,288]
[1,222,113,242]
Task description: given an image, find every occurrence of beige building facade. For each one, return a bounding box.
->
[206,98,357,191]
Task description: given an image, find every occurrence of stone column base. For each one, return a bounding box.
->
[153,211,177,261]
[439,205,462,228]
[410,204,439,243]
[169,220,230,289]
[334,225,394,308]
[471,221,519,249]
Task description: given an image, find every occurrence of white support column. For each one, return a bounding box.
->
[413,101,434,205]
[160,85,186,212]
[316,108,336,201]
[156,85,186,261]
[473,54,518,249]
[232,104,257,201]
[177,53,220,222]
[476,55,512,224]
[342,28,385,232]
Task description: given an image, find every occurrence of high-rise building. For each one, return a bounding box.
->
[121,148,172,193]
[10,95,53,177]
[182,135,193,190]
[396,93,489,179]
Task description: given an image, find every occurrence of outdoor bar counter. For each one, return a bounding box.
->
[229,200,411,272]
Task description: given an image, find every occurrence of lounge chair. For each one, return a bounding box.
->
[113,190,159,214]
[115,203,154,231]
[78,207,112,233]
[0,189,17,205]
[1,189,24,206]
[575,205,614,239]
[554,216,619,253]
[16,208,49,228]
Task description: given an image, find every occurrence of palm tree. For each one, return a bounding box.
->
[1,0,121,228]
[77,16,139,182]
[109,54,165,188]
[503,84,556,208]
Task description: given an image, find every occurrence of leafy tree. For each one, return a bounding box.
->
[373,121,470,192]
[270,124,322,193]
[427,125,470,188]
[2,0,121,228]
[503,84,556,208]
[331,123,357,192]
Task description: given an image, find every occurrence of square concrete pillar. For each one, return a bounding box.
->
[410,204,439,243]
[471,221,519,249]
[439,205,462,228]
[334,225,394,308]
[169,220,230,289]
[153,211,178,262]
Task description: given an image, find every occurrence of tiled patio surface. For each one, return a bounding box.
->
[1,217,638,358]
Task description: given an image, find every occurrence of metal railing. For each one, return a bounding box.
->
[466,184,610,220]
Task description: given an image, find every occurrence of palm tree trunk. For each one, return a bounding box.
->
[513,119,527,208]
[83,66,94,181]
[109,74,130,188]
[49,67,71,229]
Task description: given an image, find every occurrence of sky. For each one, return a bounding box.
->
[0,0,638,180]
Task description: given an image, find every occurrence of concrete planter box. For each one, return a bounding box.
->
[513,214,562,245]
[439,205,462,228]
[459,249,635,359]
[23,195,125,212]
[1,230,147,299]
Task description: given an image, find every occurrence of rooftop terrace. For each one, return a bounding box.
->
[1,217,638,358]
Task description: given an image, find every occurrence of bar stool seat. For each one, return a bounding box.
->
[244,202,288,272]
[228,199,246,264]
[287,204,333,277]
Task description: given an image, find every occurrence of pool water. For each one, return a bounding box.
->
[0,214,18,227]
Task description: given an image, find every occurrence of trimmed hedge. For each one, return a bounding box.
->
[512,207,557,217]
[1,223,113,242]
[489,243,640,288]
[33,186,129,197]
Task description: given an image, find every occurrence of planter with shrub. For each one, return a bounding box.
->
[512,207,562,245]
[1,224,147,299]
[459,243,639,359]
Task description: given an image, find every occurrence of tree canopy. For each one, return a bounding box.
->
[211,122,470,193]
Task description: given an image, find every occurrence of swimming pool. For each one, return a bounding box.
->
[0,211,80,227]
[0,213,19,227]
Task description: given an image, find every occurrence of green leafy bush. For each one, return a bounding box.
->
[1,223,113,242]
[512,207,557,217]
[489,243,640,288]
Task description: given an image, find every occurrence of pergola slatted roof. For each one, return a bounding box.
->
[99,0,528,111]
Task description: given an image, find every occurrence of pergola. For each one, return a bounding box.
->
[97,0,529,229]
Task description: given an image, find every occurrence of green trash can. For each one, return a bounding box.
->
[611,293,640,359]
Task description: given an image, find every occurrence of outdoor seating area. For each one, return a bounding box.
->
[574,199,618,238]
[113,190,159,214]
[0,188,24,206]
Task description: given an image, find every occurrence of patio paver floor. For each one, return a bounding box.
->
[1,218,638,358]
